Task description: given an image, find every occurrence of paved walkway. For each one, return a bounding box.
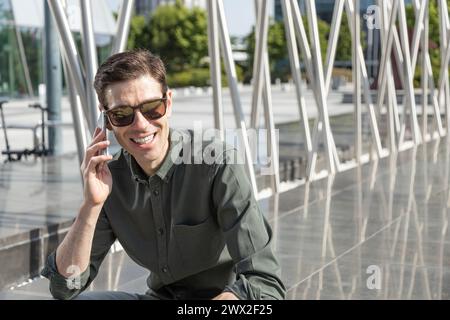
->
[1,137,449,299]
[0,84,353,155]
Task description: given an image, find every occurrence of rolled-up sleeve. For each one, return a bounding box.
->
[212,148,286,300]
[41,208,116,300]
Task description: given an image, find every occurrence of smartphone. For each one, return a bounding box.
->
[96,111,109,156]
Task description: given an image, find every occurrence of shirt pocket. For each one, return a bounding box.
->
[172,216,225,274]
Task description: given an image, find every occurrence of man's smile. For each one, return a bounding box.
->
[130,132,157,145]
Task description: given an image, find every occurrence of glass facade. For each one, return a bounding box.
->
[0,0,43,98]
[0,0,113,99]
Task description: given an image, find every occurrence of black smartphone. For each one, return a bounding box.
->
[96,111,109,156]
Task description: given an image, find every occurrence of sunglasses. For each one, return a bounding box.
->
[105,93,167,127]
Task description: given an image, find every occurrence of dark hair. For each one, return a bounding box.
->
[94,49,168,108]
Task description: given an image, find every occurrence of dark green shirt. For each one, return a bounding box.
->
[41,128,285,300]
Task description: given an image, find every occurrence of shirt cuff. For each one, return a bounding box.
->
[223,275,261,300]
[41,251,91,300]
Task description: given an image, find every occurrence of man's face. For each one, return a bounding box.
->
[104,75,172,167]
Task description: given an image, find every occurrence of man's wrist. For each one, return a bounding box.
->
[77,201,103,227]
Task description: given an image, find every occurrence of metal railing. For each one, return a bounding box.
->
[45,0,450,198]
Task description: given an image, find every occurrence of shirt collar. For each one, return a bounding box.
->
[126,128,181,184]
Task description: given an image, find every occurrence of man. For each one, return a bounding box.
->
[41,49,285,300]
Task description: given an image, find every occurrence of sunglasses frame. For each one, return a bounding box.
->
[104,93,168,127]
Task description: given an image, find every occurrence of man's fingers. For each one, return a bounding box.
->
[81,140,109,172]
[86,154,113,175]
[85,140,110,159]
[90,127,103,144]
[92,126,101,138]
[99,161,111,177]
[90,128,106,146]
[83,141,109,167]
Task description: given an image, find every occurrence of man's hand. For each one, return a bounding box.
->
[81,127,113,207]
[212,292,239,300]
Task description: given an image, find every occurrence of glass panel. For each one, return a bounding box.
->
[0,0,44,98]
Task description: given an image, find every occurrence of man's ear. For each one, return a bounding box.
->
[166,90,173,117]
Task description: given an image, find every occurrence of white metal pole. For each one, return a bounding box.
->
[305,0,337,175]
[353,0,362,161]
[47,0,90,131]
[398,0,422,145]
[254,0,280,193]
[206,0,224,140]
[250,0,269,130]
[111,0,134,54]
[280,0,312,155]
[62,57,87,168]
[217,0,258,196]
[80,0,99,132]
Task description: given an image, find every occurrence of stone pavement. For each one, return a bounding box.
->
[1,137,450,299]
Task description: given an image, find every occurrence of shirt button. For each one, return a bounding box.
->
[162,266,168,273]
[153,190,159,196]
[158,228,164,235]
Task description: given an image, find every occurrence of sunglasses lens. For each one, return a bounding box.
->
[106,97,167,127]
[109,106,134,126]
[141,100,166,120]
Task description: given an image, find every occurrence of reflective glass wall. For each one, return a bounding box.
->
[0,0,43,98]
[0,0,114,99]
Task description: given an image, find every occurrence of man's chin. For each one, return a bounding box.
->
[123,135,168,164]
[130,149,159,161]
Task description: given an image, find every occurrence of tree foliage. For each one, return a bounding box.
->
[244,17,330,83]
[244,21,289,82]
[335,11,353,62]
[405,1,450,85]
[127,15,149,51]
[146,0,208,73]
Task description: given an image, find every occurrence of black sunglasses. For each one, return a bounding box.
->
[105,93,167,127]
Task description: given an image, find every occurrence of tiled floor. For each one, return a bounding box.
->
[1,137,450,299]
[0,154,83,240]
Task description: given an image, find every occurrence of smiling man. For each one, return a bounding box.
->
[41,49,285,300]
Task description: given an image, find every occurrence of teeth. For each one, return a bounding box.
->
[132,133,155,144]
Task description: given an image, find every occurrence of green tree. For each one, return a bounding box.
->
[21,28,43,94]
[147,0,208,73]
[303,16,330,63]
[335,11,353,62]
[0,2,30,97]
[127,15,150,50]
[244,21,288,82]
[244,17,330,83]
[405,1,450,86]
[267,21,290,81]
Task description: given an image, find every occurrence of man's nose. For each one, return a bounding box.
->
[131,110,150,129]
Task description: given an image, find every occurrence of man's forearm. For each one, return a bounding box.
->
[55,201,103,278]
